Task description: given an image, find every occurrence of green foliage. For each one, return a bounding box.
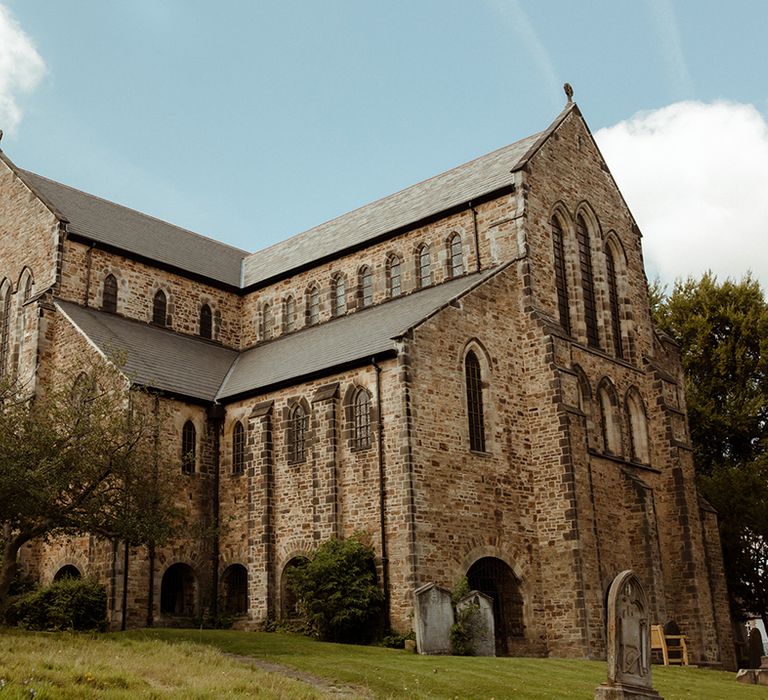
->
[7,577,107,630]
[379,631,414,648]
[286,535,383,643]
[449,577,479,655]
[653,272,768,621]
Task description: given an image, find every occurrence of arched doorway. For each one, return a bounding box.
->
[221,564,248,615]
[281,557,309,620]
[160,563,197,617]
[467,557,524,655]
[53,565,82,581]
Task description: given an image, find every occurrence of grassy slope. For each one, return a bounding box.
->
[128,628,767,700]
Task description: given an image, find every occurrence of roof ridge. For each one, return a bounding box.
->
[22,170,250,257]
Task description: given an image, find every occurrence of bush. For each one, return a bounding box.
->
[287,535,383,643]
[8,577,107,631]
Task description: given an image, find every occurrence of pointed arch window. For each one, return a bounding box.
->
[288,403,308,463]
[605,245,623,359]
[598,383,621,455]
[448,233,464,278]
[102,274,118,313]
[551,215,571,335]
[0,284,11,378]
[261,303,273,340]
[387,255,402,298]
[331,275,347,317]
[181,420,196,474]
[199,303,212,339]
[465,350,486,452]
[232,421,245,475]
[627,390,650,464]
[417,244,432,289]
[284,295,296,332]
[353,389,371,450]
[576,215,599,348]
[359,266,373,308]
[23,275,33,302]
[306,285,320,326]
[153,290,167,326]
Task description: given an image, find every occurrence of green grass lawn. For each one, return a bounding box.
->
[2,626,766,699]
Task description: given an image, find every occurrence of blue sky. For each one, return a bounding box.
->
[1,1,767,288]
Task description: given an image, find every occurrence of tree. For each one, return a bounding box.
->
[653,272,768,624]
[287,535,383,643]
[0,364,178,611]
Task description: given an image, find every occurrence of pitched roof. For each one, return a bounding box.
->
[56,300,238,402]
[217,268,500,400]
[22,171,247,287]
[241,132,543,287]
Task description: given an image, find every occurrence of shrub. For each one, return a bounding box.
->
[9,577,107,631]
[287,535,383,643]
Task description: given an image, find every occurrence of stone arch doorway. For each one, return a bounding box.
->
[221,564,248,615]
[281,556,309,620]
[467,557,524,655]
[160,563,197,617]
[53,565,82,581]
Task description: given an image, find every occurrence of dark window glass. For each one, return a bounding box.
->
[576,215,599,348]
[466,350,486,452]
[199,304,212,339]
[387,255,402,298]
[288,404,308,463]
[359,266,373,308]
[181,420,196,474]
[417,245,432,289]
[353,389,371,450]
[0,288,11,378]
[448,234,464,278]
[102,274,118,313]
[606,247,623,358]
[284,296,296,332]
[307,286,320,325]
[332,276,347,317]
[551,216,571,335]
[232,421,245,475]
[153,290,167,326]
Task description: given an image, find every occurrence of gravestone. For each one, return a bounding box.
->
[595,570,662,700]
[736,627,768,684]
[748,627,764,669]
[413,582,454,655]
[456,590,495,656]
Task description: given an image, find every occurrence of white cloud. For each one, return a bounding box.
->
[595,101,768,291]
[0,4,45,135]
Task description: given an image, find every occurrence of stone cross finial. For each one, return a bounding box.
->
[564,83,574,103]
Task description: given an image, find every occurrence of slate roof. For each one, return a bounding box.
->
[56,300,238,402]
[21,171,247,287]
[217,267,500,400]
[241,131,544,287]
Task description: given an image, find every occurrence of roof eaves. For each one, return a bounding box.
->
[0,150,69,224]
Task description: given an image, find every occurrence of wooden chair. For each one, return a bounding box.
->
[650,624,669,665]
[651,623,689,666]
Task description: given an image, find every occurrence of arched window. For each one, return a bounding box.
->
[417,244,432,289]
[102,274,118,313]
[306,285,320,326]
[23,274,33,302]
[627,389,650,464]
[221,564,248,615]
[448,233,464,278]
[598,382,621,456]
[331,275,347,317]
[387,255,402,298]
[284,295,296,332]
[181,420,196,474]
[288,403,308,463]
[605,245,623,359]
[551,215,571,335]
[160,563,197,616]
[358,266,373,308]
[199,303,212,339]
[465,350,486,452]
[353,389,371,450]
[576,214,599,348]
[153,289,167,326]
[0,282,11,378]
[261,303,273,340]
[232,421,245,475]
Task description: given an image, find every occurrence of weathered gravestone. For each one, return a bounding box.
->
[413,582,454,655]
[595,570,662,700]
[456,590,495,656]
[736,627,768,684]
[748,627,764,669]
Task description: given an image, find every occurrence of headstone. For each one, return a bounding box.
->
[737,631,768,684]
[748,627,764,669]
[413,582,454,655]
[595,570,662,700]
[456,590,496,656]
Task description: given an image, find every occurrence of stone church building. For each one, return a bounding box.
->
[0,101,735,666]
